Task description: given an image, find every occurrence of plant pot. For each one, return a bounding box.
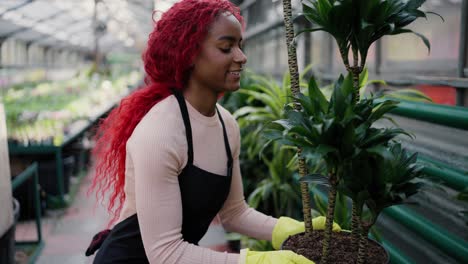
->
[281,231,389,264]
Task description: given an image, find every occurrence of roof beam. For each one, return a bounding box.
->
[0,0,35,17]
[29,18,92,45]
[0,9,68,39]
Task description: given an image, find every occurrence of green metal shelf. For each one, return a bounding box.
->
[417,155,468,191]
[374,98,468,130]
[8,103,116,208]
[11,162,44,264]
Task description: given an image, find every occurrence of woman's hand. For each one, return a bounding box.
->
[272,216,341,250]
[239,249,314,264]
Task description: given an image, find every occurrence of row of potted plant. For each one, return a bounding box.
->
[3,69,141,146]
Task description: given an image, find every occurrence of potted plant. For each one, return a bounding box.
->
[264,0,441,263]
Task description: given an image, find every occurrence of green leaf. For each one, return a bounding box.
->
[426,11,445,22]
[297,93,317,117]
[234,106,270,119]
[384,88,433,103]
[359,67,369,91]
[272,119,294,130]
[295,27,326,38]
[315,144,337,157]
[367,145,393,160]
[299,173,330,186]
[313,193,328,216]
[369,99,399,122]
[262,129,283,141]
[308,76,329,113]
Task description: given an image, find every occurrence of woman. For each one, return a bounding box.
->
[86,0,338,263]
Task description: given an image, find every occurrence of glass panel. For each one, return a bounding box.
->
[309,31,328,72]
[277,26,288,75]
[380,2,461,76]
[263,31,276,73]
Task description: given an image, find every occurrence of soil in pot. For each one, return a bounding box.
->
[282,231,387,264]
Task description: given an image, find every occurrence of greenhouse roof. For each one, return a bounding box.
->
[0,0,157,53]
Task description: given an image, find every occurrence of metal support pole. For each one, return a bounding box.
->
[0,38,5,69]
[304,23,312,69]
[374,39,383,93]
[456,0,468,106]
[33,165,43,242]
[327,35,333,73]
[93,0,102,72]
[55,148,66,207]
[456,89,466,106]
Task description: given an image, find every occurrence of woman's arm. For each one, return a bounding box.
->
[217,119,278,240]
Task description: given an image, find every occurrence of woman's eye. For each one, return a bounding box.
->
[220,48,231,53]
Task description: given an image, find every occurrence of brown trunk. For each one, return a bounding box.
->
[298,149,312,233]
[321,173,338,264]
[351,201,360,250]
[351,48,361,103]
[352,70,360,103]
[281,0,312,234]
[357,223,371,264]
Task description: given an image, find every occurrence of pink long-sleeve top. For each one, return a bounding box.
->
[117,94,278,263]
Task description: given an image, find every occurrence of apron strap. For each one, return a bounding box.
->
[172,89,233,176]
[172,89,194,165]
[216,107,233,177]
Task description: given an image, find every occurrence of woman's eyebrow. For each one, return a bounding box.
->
[217,36,242,43]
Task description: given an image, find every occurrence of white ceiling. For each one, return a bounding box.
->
[0,0,158,53]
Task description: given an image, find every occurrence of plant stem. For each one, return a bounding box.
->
[357,223,371,264]
[281,0,300,99]
[321,172,338,264]
[351,201,360,250]
[352,47,359,67]
[352,47,361,102]
[281,0,312,235]
[299,149,312,233]
[352,69,360,102]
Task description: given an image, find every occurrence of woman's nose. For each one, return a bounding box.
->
[234,48,247,64]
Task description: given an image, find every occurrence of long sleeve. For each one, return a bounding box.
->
[218,119,278,241]
[126,98,240,264]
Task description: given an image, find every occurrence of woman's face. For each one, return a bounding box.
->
[190,13,247,93]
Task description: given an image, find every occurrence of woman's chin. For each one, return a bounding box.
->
[225,84,241,92]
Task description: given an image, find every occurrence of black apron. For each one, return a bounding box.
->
[87,89,233,263]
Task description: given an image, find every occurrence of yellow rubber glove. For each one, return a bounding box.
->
[239,249,314,264]
[272,216,341,250]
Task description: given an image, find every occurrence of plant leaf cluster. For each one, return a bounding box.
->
[266,73,405,170]
[339,142,424,225]
[266,73,424,225]
[301,0,441,67]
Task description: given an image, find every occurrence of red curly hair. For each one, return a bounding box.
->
[90,0,244,224]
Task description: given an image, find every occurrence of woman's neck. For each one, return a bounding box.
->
[183,84,219,117]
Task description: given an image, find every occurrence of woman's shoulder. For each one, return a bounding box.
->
[128,95,184,146]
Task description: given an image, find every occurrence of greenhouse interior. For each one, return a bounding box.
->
[0,0,467,263]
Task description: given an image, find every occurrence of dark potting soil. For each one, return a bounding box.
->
[282,231,387,264]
